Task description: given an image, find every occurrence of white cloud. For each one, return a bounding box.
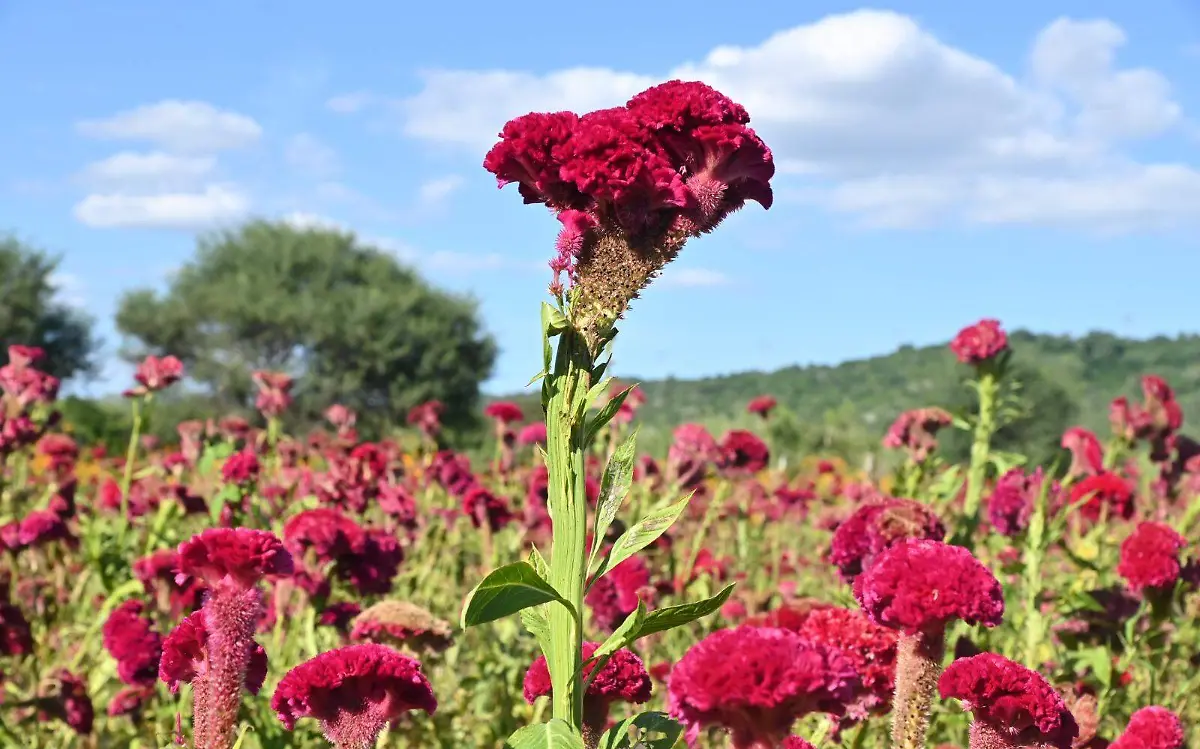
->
[77,100,262,153]
[48,272,86,309]
[391,10,1197,231]
[73,185,250,229]
[417,175,465,206]
[280,211,349,232]
[76,151,216,191]
[326,91,377,114]
[659,268,731,287]
[284,134,339,176]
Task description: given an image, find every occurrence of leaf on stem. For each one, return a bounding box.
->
[597,712,683,749]
[507,720,585,749]
[585,384,638,445]
[588,427,639,573]
[593,492,694,579]
[462,561,574,628]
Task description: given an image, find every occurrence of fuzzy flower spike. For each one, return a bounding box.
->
[853,539,1004,749]
[271,644,437,749]
[483,80,774,349]
[172,528,293,749]
[939,653,1079,749]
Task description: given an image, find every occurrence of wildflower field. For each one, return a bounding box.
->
[1,81,1197,749]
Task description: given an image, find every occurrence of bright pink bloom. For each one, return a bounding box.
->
[987,468,1049,537]
[853,539,1004,637]
[517,421,547,446]
[668,626,858,749]
[178,528,293,589]
[271,644,437,749]
[797,607,898,721]
[123,354,184,397]
[283,508,367,564]
[1117,522,1187,596]
[523,641,651,705]
[587,556,652,632]
[1109,706,1185,749]
[829,498,946,581]
[221,447,261,485]
[483,401,524,424]
[1061,428,1104,479]
[950,319,1008,366]
[158,611,268,695]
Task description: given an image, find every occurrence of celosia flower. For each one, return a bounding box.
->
[406,400,443,440]
[797,607,898,721]
[123,354,184,397]
[950,319,1008,366]
[283,508,367,565]
[987,468,1049,537]
[883,408,954,462]
[0,598,32,656]
[1067,472,1135,525]
[134,548,206,618]
[337,529,403,596]
[221,447,261,486]
[1109,706,1185,749]
[461,485,514,532]
[517,421,547,446]
[668,423,722,488]
[718,429,770,476]
[271,644,437,749]
[17,509,75,549]
[102,600,163,686]
[177,528,294,589]
[1061,428,1104,479]
[854,539,1004,636]
[350,600,453,652]
[667,626,858,749]
[1117,522,1186,596]
[743,598,835,632]
[252,370,294,418]
[781,739,816,749]
[829,498,946,581]
[158,611,268,695]
[483,401,524,424]
[587,556,652,632]
[43,671,93,735]
[746,395,777,419]
[524,642,651,743]
[938,653,1079,749]
[107,685,155,718]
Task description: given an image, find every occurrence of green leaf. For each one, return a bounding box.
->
[588,426,640,574]
[506,720,584,749]
[519,548,553,654]
[598,712,683,749]
[637,583,734,638]
[461,561,572,628]
[541,302,569,337]
[599,492,694,577]
[585,384,637,445]
[589,600,646,665]
[527,369,548,387]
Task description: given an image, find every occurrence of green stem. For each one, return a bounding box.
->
[119,397,144,540]
[955,371,998,545]
[545,329,593,729]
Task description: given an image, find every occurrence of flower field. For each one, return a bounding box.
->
[1,80,1196,749]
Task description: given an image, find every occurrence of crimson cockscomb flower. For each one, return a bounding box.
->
[829,498,946,581]
[17,509,75,549]
[271,644,437,749]
[987,468,1049,537]
[950,319,1008,366]
[743,598,835,632]
[1067,472,1134,525]
[349,601,453,653]
[461,485,514,532]
[221,447,260,486]
[853,539,1004,749]
[1109,706,1185,749]
[1117,522,1187,597]
[102,599,163,686]
[252,370,293,418]
[668,626,857,749]
[781,739,816,749]
[0,598,33,656]
[175,528,292,748]
[123,354,184,397]
[883,408,954,462]
[337,528,403,596]
[746,395,777,419]
[483,401,524,424]
[107,685,155,718]
[797,607,899,722]
[524,642,652,745]
[283,508,367,565]
[134,548,206,618]
[939,653,1079,749]
[718,429,770,476]
[1061,428,1104,480]
[517,421,547,446]
[159,611,268,695]
[41,671,93,734]
[586,556,652,633]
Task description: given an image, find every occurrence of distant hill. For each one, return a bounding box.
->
[499,330,1200,464]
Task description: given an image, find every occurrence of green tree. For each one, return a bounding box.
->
[114,220,497,438]
[0,237,97,381]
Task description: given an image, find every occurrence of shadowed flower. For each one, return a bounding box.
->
[950,319,1008,366]
[1109,706,1185,749]
[797,607,898,722]
[271,644,437,749]
[102,600,163,686]
[884,408,954,462]
[462,485,514,532]
[587,556,652,633]
[830,498,946,581]
[987,468,1050,537]
[107,685,155,718]
[16,509,75,550]
[41,671,93,735]
[350,601,453,653]
[1117,522,1187,596]
[524,642,651,745]
[337,529,404,596]
[668,626,858,749]
[0,597,32,656]
[406,400,443,441]
[284,508,367,565]
[938,653,1079,749]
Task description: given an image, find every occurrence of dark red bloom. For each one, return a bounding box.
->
[177,528,293,589]
[797,607,898,721]
[746,395,777,418]
[158,611,268,695]
[938,653,1079,749]
[271,644,437,749]
[587,556,652,633]
[0,599,32,656]
[1117,522,1186,596]
[853,539,1004,636]
[1067,472,1135,525]
[133,548,206,617]
[283,508,367,564]
[524,641,652,705]
[483,401,524,424]
[781,739,816,749]
[337,529,403,596]
[107,685,155,718]
[319,602,362,633]
[16,509,74,549]
[483,111,585,210]
[1109,706,1185,749]
[668,626,858,749]
[829,498,946,581]
[987,468,1050,537]
[44,671,93,734]
[102,600,163,686]
[221,447,261,485]
[1061,428,1105,479]
[461,485,514,532]
[950,319,1008,366]
[718,429,770,476]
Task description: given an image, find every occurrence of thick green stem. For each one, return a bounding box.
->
[956,371,998,545]
[545,330,593,729]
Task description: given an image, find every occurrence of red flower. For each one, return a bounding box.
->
[337,529,403,596]
[797,607,898,721]
[587,556,652,633]
[517,421,547,446]
[883,408,954,462]
[483,401,524,424]
[853,539,1004,636]
[284,508,367,565]
[743,599,835,632]
[667,626,858,749]
[1109,706,1185,749]
[781,739,816,749]
[483,111,585,210]
[1117,522,1186,596]
[178,528,293,589]
[271,644,436,749]
[16,509,74,549]
[829,498,946,581]
[746,395,777,418]
[221,447,261,485]
[102,600,163,686]
[1067,472,1135,525]
[158,611,268,695]
[107,685,154,718]
[938,653,1079,749]
[523,641,651,705]
[124,354,184,397]
[718,429,770,476]
[406,400,444,439]
[950,319,1008,366]
[0,599,32,656]
[461,486,514,532]
[43,671,93,735]
[1061,428,1104,479]
[987,468,1049,537]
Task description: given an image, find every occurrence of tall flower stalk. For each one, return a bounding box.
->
[460,79,775,746]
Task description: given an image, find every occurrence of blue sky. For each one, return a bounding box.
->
[2,0,1199,397]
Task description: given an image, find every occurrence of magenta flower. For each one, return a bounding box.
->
[1117,522,1187,596]
[517,421,547,446]
[349,601,453,653]
[524,642,651,744]
[950,319,1008,366]
[483,401,524,424]
[102,600,163,686]
[586,556,652,633]
[718,429,770,476]
[271,644,437,749]
[123,354,184,397]
[252,370,294,418]
[1109,706,1185,749]
[746,395,777,419]
[829,498,946,581]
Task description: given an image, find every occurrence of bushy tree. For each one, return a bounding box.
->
[115,220,497,437]
[0,237,97,381]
